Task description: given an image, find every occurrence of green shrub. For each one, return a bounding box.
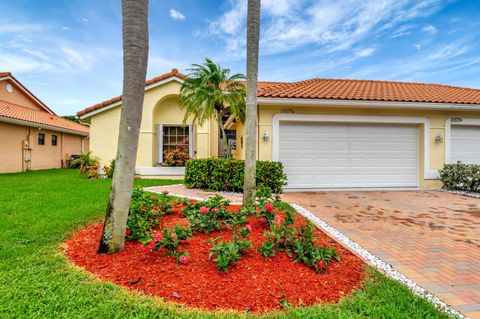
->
[439,162,480,193]
[184,158,287,193]
[107,159,115,178]
[126,188,172,241]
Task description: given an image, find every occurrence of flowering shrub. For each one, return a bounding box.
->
[256,187,278,225]
[292,221,340,273]
[439,162,480,193]
[126,188,172,241]
[142,225,192,263]
[182,195,232,234]
[258,210,296,258]
[163,148,190,167]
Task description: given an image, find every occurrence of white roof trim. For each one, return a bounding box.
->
[0,75,56,115]
[258,97,480,111]
[0,116,89,136]
[79,76,185,119]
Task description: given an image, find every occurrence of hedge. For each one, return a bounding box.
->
[438,162,480,193]
[184,158,287,194]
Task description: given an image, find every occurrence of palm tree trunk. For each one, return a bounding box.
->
[98,0,149,254]
[217,114,231,158]
[243,0,261,209]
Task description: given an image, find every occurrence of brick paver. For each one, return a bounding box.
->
[148,185,480,318]
[284,190,480,318]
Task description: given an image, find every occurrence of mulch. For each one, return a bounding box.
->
[65,204,365,313]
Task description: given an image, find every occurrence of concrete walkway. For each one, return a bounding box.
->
[147,185,480,318]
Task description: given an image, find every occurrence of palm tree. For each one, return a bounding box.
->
[179,58,246,158]
[243,0,261,209]
[98,0,149,254]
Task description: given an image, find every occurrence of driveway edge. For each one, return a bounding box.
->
[291,202,465,319]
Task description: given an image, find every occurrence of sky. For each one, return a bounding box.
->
[1,0,480,115]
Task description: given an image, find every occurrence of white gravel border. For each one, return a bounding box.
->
[291,203,464,319]
[441,189,480,199]
[143,186,243,205]
[144,186,465,318]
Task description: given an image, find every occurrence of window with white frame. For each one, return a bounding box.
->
[162,126,189,159]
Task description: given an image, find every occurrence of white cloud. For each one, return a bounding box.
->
[0,23,42,34]
[169,8,186,21]
[60,46,94,70]
[82,18,89,23]
[422,24,438,34]
[208,0,447,57]
[355,47,376,57]
[61,26,71,31]
[412,43,422,51]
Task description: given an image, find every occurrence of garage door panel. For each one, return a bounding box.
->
[279,122,419,188]
[451,126,480,164]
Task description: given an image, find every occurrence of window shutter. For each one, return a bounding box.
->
[189,124,194,158]
[156,123,163,165]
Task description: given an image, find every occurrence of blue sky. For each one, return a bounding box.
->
[1,0,479,115]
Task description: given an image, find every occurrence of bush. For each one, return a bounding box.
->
[185,158,287,193]
[163,149,190,167]
[107,159,115,178]
[439,162,480,193]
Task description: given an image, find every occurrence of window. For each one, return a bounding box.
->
[51,135,57,146]
[162,126,189,159]
[38,133,45,145]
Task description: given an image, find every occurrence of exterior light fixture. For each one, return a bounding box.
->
[263,131,269,141]
[435,133,444,143]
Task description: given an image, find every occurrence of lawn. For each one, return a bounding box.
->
[0,169,451,318]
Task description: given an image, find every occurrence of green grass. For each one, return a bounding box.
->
[0,169,451,318]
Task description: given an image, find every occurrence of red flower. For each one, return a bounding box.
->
[171,233,178,241]
[179,255,189,264]
[211,208,218,213]
[154,232,162,242]
[148,240,156,249]
[199,206,209,214]
[265,203,274,212]
[274,215,283,224]
[245,224,253,233]
[125,229,131,236]
[141,245,150,253]
[153,205,159,212]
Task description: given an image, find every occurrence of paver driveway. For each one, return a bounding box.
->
[283,190,480,319]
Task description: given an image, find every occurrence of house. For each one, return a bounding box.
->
[0,72,89,173]
[77,68,480,189]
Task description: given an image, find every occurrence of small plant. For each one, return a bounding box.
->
[209,211,253,272]
[126,188,172,241]
[292,221,340,273]
[72,151,100,175]
[142,225,192,264]
[163,148,190,167]
[439,162,480,193]
[107,159,115,178]
[182,195,232,234]
[258,210,296,258]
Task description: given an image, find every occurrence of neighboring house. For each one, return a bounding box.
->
[0,72,89,173]
[77,68,480,189]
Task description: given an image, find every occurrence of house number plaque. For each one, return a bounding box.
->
[281,108,294,114]
[451,117,463,123]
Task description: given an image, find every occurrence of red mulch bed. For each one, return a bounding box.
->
[65,204,365,313]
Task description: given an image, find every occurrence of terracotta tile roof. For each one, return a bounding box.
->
[0,72,57,115]
[78,69,480,118]
[256,79,480,104]
[0,99,89,135]
[77,68,186,117]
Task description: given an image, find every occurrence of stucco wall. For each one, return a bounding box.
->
[88,80,219,166]
[232,104,480,188]
[0,122,87,173]
[0,122,26,173]
[0,79,43,111]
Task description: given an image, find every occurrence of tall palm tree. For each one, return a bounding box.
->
[179,59,245,158]
[243,0,261,209]
[98,0,149,254]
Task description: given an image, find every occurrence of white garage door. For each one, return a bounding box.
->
[279,122,419,189]
[451,125,480,164]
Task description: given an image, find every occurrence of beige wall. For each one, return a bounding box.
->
[88,80,219,167]
[0,122,87,173]
[233,104,480,188]
[0,80,43,111]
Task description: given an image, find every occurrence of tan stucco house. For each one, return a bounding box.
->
[0,72,89,173]
[77,68,480,190]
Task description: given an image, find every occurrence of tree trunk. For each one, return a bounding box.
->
[98,0,149,254]
[217,114,231,158]
[242,0,261,209]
